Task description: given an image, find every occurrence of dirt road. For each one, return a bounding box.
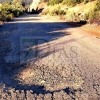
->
[0,14,100,100]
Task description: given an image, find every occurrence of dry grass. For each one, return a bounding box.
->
[67,1,96,14]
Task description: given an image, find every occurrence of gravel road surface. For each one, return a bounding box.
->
[0,14,100,100]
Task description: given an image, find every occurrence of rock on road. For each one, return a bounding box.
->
[0,14,100,100]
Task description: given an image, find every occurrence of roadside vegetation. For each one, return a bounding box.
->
[0,0,25,22]
[42,0,100,25]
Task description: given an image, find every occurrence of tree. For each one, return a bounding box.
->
[11,0,25,16]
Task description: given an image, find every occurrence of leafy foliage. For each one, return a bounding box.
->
[0,0,25,21]
[62,0,80,6]
[42,4,66,15]
[48,0,63,5]
[94,0,100,11]
[48,0,82,6]
[48,0,95,6]
[87,0,100,24]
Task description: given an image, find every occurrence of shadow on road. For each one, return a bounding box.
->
[0,15,84,96]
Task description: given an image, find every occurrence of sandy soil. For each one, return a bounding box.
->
[80,24,100,38]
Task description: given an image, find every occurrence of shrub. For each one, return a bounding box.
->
[89,11,100,24]
[46,3,67,15]
[65,11,85,22]
[0,10,8,21]
[47,4,61,15]
[94,0,100,11]
[83,13,89,21]
[11,0,25,16]
[67,0,76,6]
[65,10,75,21]
[84,0,89,4]
[62,0,81,7]
[84,7,100,24]
[6,13,14,21]
[88,10,96,20]
[12,10,20,17]
[76,0,100,24]
[48,0,63,5]
[58,9,66,15]
[0,0,25,21]
[0,14,7,21]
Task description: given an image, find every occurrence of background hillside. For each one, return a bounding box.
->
[0,0,32,4]
[0,0,100,25]
[0,0,10,3]
[42,0,100,25]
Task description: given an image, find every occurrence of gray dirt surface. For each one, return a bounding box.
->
[0,14,100,100]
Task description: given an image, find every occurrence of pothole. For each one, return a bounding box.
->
[14,64,84,91]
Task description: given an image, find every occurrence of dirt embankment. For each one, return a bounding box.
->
[46,15,100,38]
[80,24,100,38]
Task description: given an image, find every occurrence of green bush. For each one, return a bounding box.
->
[88,10,96,20]
[0,14,7,21]
[62,0,81,7]
[94,0,100,11]
[47,4,61,15]
[0,0,25,21]
[58,9,66,15]
[44,4,66,16]
[86,0,100,21]
[12,10,20,17]
[48,0,63,5]
[65,10,75,21]
[84,0,89,4]
[67,0,77,6]
[84,8,100,24]
[6,13,14,21]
